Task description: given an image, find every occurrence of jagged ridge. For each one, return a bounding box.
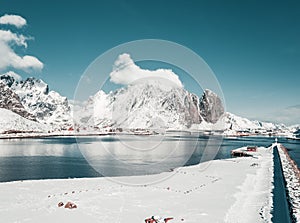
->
[0,73,72,129]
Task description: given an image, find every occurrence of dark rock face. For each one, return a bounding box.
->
[0,74,16,87]
[182,92,203,126]
[200,89,224,124]
[0,83,36,121]
[134,84,202,128]
[159,88,202,127]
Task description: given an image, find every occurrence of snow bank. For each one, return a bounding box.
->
[0,147,274,223]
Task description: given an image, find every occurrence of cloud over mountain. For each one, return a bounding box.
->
[109,53,183,88]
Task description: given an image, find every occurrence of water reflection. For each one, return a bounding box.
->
[78,135,208,178]
[0,135,295,183]
[0,137,80,157]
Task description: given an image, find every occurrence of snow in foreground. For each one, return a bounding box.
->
[0,147,273,223]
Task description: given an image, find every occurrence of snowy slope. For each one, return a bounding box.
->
[287,124,300,133]
[211,112,288,132]
[222,112,261,130]
[0,108,47,134]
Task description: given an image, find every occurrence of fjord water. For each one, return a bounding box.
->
[0,135,299,182]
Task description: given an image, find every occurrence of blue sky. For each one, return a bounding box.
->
[0,0,299,125]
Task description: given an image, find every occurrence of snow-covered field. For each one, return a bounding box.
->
[0,147,273,223]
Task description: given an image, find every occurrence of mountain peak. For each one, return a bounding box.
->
[20,77,49,95]
[0,71,22,87]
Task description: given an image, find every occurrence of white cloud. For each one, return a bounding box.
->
[0,39,43,72]
[110,53,183,88]
[0,14,26,28]
[0,23,43,72]
[0,30,28,47]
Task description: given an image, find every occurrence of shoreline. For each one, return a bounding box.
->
[0,146,274,222]
[0,131,294,140]
[0,132,111,140]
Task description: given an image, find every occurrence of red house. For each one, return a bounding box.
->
[247,146,257,152]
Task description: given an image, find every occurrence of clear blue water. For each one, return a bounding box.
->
[0,135,298,182]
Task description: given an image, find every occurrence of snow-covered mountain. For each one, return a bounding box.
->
[288,124,300,133]
[73,81,293,134]
[0,72,295,135]
[74,81,224,130]
[0,73,72,130]
[220,112,286,131]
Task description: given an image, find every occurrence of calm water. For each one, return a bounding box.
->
[0,135,299,182]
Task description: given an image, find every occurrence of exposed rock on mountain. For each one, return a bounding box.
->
[0,83,36,121]
[200,89,224,123]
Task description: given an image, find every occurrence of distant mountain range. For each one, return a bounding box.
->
[0,73,298,135]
